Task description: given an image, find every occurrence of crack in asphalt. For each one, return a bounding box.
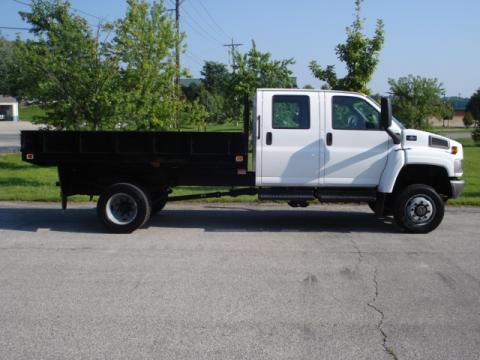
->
[349,239,398,359]
[349,238,364,265]
[367,267,399,360]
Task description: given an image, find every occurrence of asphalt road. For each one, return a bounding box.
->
[0,134,21,153]
[441,131,472,140]
[0,122,39,153]
[0,202,479,360]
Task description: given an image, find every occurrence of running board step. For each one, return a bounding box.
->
[317,194,377,202]
[258,188,315,201]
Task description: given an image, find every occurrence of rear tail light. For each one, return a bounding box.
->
[26,153,34,160]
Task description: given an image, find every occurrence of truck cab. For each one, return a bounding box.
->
[253,89,464,232]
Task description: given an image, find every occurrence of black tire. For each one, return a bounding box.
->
[393,184,444,233]
[97,183,151,234]
[151,191,168,215]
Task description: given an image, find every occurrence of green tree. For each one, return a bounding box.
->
[466,89,480,124]
[388,75,450,129]
[232,40,295,98]
[303,84,314,89]
[0,35,16,95]
[463,112,474,128]
[112,0,183,130]
[14,0,118,129]
[188,99,209,131]
[201,61,230,94]
[441,102,454,127]
[309,0,384,94]
[472,125,480,144]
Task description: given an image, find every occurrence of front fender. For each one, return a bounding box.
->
[378,149,405,193]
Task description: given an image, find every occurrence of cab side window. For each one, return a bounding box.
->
[272,95,310,129]
[332,96,380,130]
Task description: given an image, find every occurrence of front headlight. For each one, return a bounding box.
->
[454,159,463,174]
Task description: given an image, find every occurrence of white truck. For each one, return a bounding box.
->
[21,89,464,233]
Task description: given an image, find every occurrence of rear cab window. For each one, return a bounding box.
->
[272,95,310,129]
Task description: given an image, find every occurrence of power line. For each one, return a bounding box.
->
[11,0,30,6]
[167,0,221,50]
[0,26,30,30]
[182,18,221,49]
[181,3,223,44]
[188,0,229,42]
[196,0,230,40]
[184,51,203,67]
[11,0,106,21]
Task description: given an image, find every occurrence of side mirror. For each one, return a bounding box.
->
[380,97,401,144]
[380,97,392,130]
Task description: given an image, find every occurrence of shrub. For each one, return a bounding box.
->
[472,126,480,145]
[463,112,474,128]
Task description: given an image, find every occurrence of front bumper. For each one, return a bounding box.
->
[450,180,465,199]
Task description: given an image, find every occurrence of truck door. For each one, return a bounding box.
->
[323,93,389,186]
[258,91,321,186]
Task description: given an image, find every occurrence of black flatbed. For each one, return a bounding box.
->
[21,130,255,197]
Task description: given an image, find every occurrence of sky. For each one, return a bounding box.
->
[1,0,479,97]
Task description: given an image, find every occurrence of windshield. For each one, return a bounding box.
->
[367,96,406,129]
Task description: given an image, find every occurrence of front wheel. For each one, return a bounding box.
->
[97,183,151,233]
[393,184,444,233]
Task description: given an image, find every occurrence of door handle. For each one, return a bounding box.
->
[266,132,272,145]
[326,132,333,146]
[257,115,261,139]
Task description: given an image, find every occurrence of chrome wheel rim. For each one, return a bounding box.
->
[106,193,138,225]
[405,195,435,226]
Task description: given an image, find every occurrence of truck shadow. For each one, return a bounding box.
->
[0,207,104,234]
[0,206,396,234]
[150,208,397,234]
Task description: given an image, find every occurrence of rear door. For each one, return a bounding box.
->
[323,93,389,186]
[258,90,322,186]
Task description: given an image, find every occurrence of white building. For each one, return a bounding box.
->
[0,95,19,122]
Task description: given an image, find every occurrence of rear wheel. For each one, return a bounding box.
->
[393,184,444,233]
[97,183,151,233]
[150,190,168,215]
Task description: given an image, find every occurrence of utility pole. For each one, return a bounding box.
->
[175,0,181,93]
[223,38,243,72]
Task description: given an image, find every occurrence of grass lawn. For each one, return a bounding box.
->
[449,138,480,205]
[0,154,256,203]
[19,104,45,122]
[1,139,478,205]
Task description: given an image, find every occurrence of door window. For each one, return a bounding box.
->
[332,96,380,130]
[272,95,310,129]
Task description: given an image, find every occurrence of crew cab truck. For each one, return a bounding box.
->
[21,89,465,234]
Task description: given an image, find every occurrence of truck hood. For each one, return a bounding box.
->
[401,129,463,161]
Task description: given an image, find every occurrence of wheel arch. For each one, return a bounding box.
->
[392,164,452,198]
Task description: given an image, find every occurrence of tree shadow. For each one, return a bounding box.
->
[0,162,33,171]
[0,177,47,187]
